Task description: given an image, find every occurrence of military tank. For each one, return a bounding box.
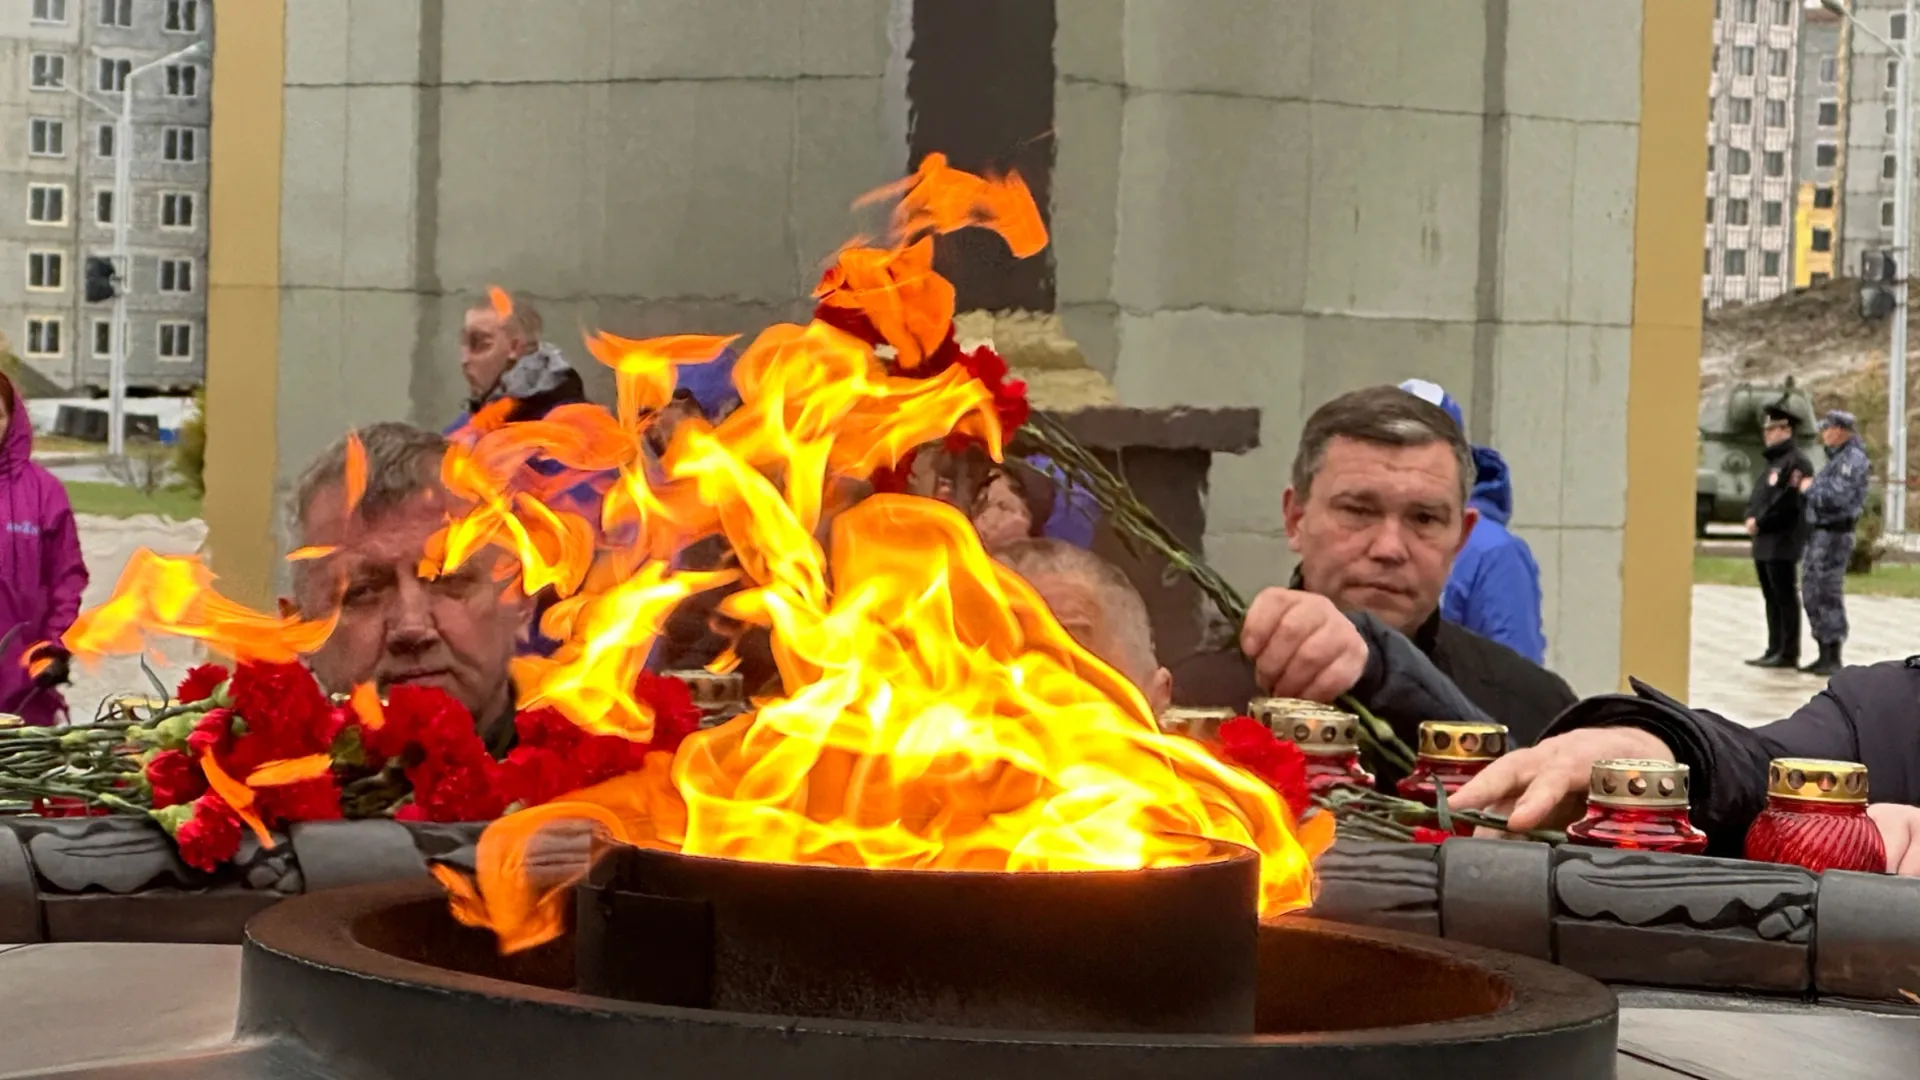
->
[1696,378,1825,536]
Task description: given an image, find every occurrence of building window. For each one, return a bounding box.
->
[30,54,66,90]
[158,322,194,361]
[1891,108,1901,136]
[27,252,65,291]
[1765,150,1786,176]
[1764,200,1783,226]
[1707,197,1717,223]
[1704,248,1714,274]
[1818,100,1839,127]
[164,65,198,98]
[98,0,131,27]
[1769,49,1789,78]
[158,258,194,294]
[1732,97,1753,124]
[161,127,198,163]
[29,118,65,157]
[1736,46,1756,76]
[31,0,67,23]
[1812,228,1833,253]
[1892,59,1902,89]
[94,189,113,225]
[27,185,67,226]
[160,193,195,229]
[1729,147,1752,174]
[1728,199,1751,225]
[91,320,113,358]
[1814,185,1835,209]
[97,57,129,93]
[1714,45,1722,73]
[1897,12,1910,39]
[1885,200,1898,228]
[1816,143,1838,167]
[1708,145,1718,172]
[1763,251,1782,277]
[96,124,114,158]
[1888,153,1900,180]
[1738,0,1757,21]
[1821,57,1838,84]
[24,319,62,358]
[1772,0,1791,21]
[1764,99,1786,127]
[164,0,200,32]
[1725,249,1748,275]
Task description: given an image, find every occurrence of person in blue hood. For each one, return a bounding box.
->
[1398,379,1548,664]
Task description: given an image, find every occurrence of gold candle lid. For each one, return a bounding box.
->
[1416,721,1508,761]
[1253,702,1361,756]
[0,714,21,729]
[1767,758,1869,803]
[664,669,746,711]
[1158,707,1237,739]
[1588,759,1691,808]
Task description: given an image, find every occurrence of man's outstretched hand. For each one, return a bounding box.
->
[1239,588,1368,704]
[1869,804,1920,876]
[1450,727,1676,833]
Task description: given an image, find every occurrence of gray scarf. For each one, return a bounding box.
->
[478,341,573,408]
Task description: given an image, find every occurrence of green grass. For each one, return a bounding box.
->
[1695,555,1920,598]
[64,482,203,521]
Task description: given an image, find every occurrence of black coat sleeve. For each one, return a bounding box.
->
[1542,665,1920,857]
[1346,612,1493,736]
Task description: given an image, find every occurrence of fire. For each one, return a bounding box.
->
[436,160,1326,952]
[62,158,1326,954]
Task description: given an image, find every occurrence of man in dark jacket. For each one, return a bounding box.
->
[1799,409,1871,675]
[1193,387,1576,788]
[1743,404,1815,668]
[1449,661,1920,874]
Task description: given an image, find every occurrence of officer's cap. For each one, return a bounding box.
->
[1819,409,1858,432]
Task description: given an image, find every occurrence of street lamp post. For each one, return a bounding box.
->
[1827,0,1915,544]
[76,41,208,459]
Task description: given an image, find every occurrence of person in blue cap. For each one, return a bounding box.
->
[1798,409,1871,676]
[1397,379,1548,664]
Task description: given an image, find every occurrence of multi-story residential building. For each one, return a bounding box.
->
[1705,0,1803,309]
[1838,0,1914,284]
[1795,0,1848,286]
[2,0,209,392]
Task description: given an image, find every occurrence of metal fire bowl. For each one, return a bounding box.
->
[233,878,1619,1079]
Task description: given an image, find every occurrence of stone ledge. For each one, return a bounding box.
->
[1035,406,1262,454]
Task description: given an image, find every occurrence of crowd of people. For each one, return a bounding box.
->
[8,286,1920,876]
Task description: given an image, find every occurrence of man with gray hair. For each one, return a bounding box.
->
[282,423,531,748]
[449,291,591,433]
[995,538,1173,715]
[1236,386,1575,763]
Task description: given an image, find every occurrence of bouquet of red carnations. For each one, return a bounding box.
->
[0,661,702,872]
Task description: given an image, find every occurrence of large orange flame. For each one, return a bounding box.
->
[65,550,335,664]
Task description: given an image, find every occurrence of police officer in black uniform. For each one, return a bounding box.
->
[1744,404,1814,668]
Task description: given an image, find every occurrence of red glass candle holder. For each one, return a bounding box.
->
[1249,698,1376,795]
[1396,721,1508,835]
[1744,759,1885,873]
[1567,759,1707,854]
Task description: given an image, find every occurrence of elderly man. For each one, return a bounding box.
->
[995,539,1172,713]
[1242,386,1576,750]
[449,292,590,433]
[282,423,531,748]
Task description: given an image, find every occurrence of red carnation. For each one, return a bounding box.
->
[187,708,236,759]
[256,776,344,824]
[367,685,481,762]
[1215,716,1313,819]
[172,795,244,872]
[145,748,206,810]
[399,758,509,823]
[1410,826,1452,845]
[226,662,337,764]
[635,671,702,753]
[175,664,230,706]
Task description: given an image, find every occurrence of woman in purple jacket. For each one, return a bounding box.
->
[0,373,88,725]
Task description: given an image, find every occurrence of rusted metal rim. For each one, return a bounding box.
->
[237,878,1618,1079]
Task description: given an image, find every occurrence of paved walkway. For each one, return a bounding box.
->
[1689,582,1919,726]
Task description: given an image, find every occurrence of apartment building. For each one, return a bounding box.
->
[1794,1,1848,286]
[1705,0,1803,309]
[1837,1,1917,282]
[2,0,209,392]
